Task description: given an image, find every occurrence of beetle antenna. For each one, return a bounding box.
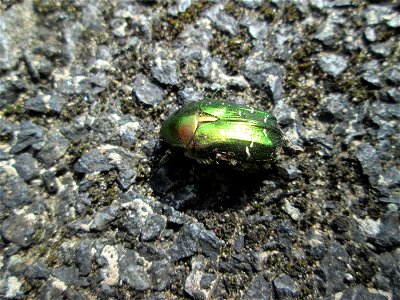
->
[282,137,304,156]
[282,137,320,156]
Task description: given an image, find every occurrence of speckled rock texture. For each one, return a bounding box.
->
[0,0,399,299]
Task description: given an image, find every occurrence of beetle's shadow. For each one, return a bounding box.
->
[149,149,269,212]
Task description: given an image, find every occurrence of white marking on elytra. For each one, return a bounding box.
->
[239,111,242,116]
[246,146,251,158]
[250,141,254,148]
[263,128,268,138]
[250,107,254,113]
[264,116,268,123]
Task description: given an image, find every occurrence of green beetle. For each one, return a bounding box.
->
[161,99,283,167]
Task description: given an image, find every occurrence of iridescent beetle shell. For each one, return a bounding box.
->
[160,99,283,166]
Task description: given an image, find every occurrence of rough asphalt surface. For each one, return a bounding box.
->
[0,0,399,299]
